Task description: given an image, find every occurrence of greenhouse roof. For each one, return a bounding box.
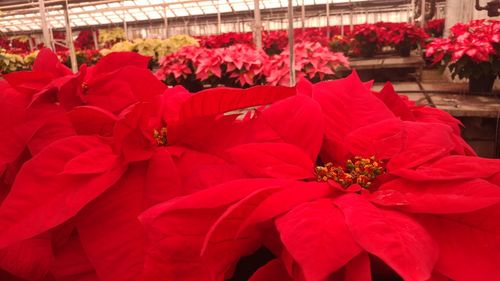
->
[0,0,375,33]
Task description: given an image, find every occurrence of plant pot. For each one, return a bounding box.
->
[468,74,496,94]
[360,42,377,58]
[396,44,412,57]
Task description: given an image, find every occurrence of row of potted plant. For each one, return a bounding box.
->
[155,42,349,91]
[331,22,429,58]
[100,35,199,68]
[196,22,432,59]
[426,19,499,93]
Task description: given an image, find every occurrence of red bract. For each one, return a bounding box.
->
[140,71,500,281]
[0,49,168,280]
[384,22,428,46]
[426,19,445,37]
[198,32,254,48]
[0,79,303,280]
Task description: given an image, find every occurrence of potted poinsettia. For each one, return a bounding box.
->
[351,23,386,58]
[264,42,349,86]
[426,18,445,38]
[426,19,500,94]
[220,44,268,87]
[329,35,351,55]
[386,23,428,57]
[263,30,288,55]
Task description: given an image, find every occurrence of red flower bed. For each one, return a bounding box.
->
[0,49,500,281]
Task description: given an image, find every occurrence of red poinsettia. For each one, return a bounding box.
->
[0,48,169,280]
[426,19,445,38]
[0,75,302,281]
[426,19,499,81]
[384,22,428,48]
[139,72,500,281]
[198,32,254,49]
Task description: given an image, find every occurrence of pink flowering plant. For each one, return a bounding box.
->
[264,42,349,86]
[156,44,268,90]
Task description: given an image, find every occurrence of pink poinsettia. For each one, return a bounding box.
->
[264,42,349,86]
[139,72,500,281]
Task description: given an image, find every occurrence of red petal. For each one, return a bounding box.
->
[334,194,438,281]
[374,178,500,214]
[32,48,72,77]
[139,178,294,223]
[276,199,362,281]
[2,71,56,95]
[0,136,125,249]
[67,106,117,137]
[344,252,371,281]
[393,155,500,181]
[76,164,147,281]
[0,236,53,280]
[238,181,332,234]
[307,71,395,163]
[86,66,166,114]
[180,85,295,120]
[418,204,500,280]
[225,142,313,179]
[50,233,99,281]
[375,82,415,121]
[90,52,150,76]
[260,95,323,162]
[249,259,293,281]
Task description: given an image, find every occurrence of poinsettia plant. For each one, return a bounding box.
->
[426,18,445,38]
[198,32,254,48]
[1,48,500,281]
[74,30,97,50]
[263,30,288,55]
[264,42,349,86]
[385,22,428,56]
[426,19,499,92]
[329,35,351,55]
[351,23,388,58]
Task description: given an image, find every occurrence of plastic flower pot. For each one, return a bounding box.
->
[469,73,497,94]
[396,42,412,57]
[360,42,377,58]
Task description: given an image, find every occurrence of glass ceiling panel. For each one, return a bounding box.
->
[0,0,374,33]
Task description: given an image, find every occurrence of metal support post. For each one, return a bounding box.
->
[254,0,262,49]
[288,0,295,86]
[38,0,52,50]
[63,1,77,72]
